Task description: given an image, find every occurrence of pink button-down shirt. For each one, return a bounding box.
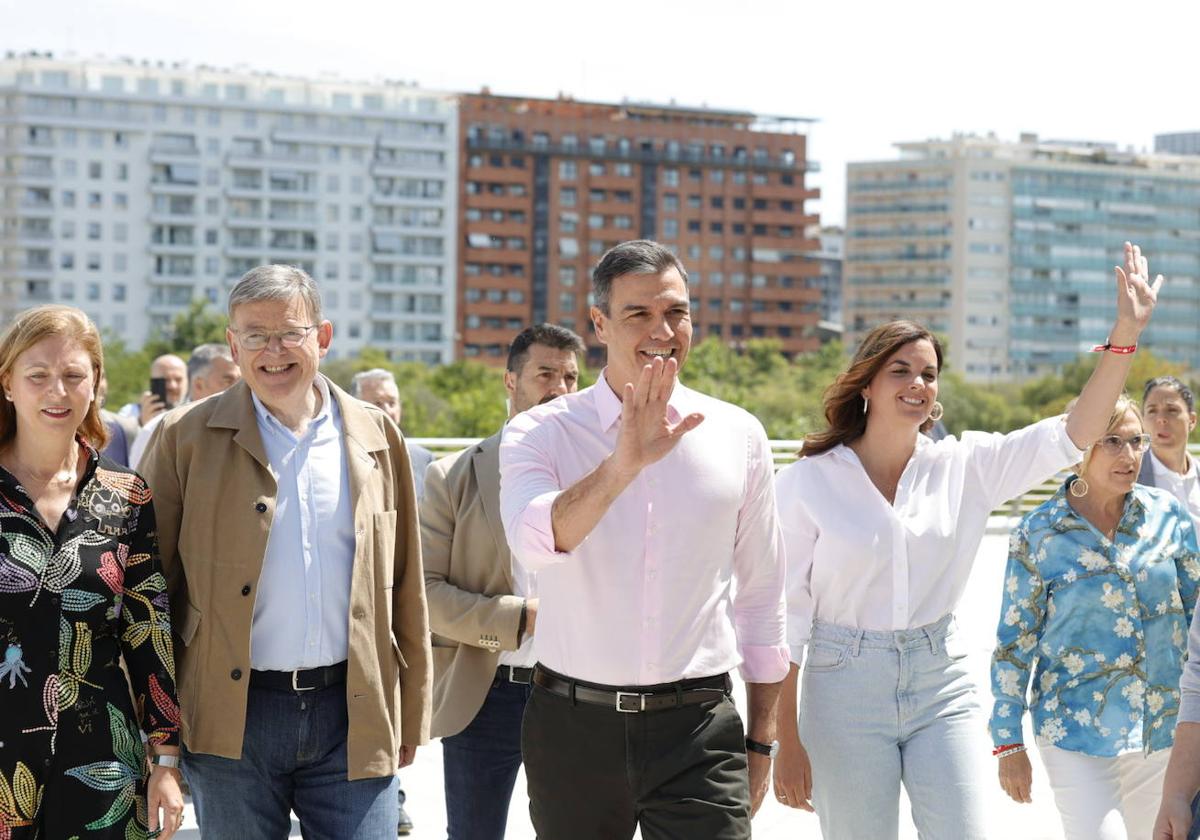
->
[499,374,789,687]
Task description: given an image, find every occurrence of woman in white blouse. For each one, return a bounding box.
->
[771,242,1163,840]
[1141,377,1200,528]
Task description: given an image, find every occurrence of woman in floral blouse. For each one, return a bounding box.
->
[990,394,1200,840]
[0,306,183,839]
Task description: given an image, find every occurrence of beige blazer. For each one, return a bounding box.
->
[140,377,432,780]
[421,431,526,738]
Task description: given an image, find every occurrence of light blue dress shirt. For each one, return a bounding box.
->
[990,480,1200,757]
[249,375,356,671]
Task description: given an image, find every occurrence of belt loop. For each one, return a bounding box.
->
[569,678,577,707]
[924,625,938,655]
[675,683,683,708]
[851,629,863,657]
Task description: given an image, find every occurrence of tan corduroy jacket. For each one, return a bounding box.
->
[421,432,527,738]
[141,377,431,780]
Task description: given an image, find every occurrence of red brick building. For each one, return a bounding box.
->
[457,92,822,364]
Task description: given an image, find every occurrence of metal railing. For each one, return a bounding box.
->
[409,438,1200,522]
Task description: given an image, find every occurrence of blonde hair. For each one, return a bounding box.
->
[1075,394,1142,476]
[0,305,108,450]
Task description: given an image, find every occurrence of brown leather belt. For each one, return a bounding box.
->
[532,666,731,713]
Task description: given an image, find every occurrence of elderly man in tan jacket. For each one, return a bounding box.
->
[141,265,430,840]
[423,324,583,839]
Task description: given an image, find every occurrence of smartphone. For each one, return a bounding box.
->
[149,376,170,408]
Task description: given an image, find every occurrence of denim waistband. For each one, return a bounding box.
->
[809,613,956,653]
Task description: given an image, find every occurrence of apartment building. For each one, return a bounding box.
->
[456,92,823,365]
[846,133,1200,382]
[0,53,458,362]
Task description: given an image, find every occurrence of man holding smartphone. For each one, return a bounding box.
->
[117,353,188,425]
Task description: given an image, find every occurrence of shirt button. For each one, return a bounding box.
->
[255,502,267,513]
[241,585,251,596]
[231,668,243,680]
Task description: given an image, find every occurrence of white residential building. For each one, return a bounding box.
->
[0,53,458,362]
[846,133,1200,382]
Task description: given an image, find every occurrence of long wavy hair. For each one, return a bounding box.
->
[802,320,943,457]
[0,305,108,450]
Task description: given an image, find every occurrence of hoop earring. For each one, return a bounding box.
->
[862,396,869,415]
[928,401,944,423]
[1070,477,1089,498]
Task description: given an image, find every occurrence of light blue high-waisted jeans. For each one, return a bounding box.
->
[798,614,989,840]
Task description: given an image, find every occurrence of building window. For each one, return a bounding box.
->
[663,168,679,187]
[559,160,577,180]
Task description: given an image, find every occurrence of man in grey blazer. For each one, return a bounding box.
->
[422,324,584,839]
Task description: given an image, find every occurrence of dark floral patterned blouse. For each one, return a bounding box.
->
[0,439,179,839]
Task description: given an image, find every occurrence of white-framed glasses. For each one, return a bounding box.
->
[1094,433,1151,455]
[233,325,319,351]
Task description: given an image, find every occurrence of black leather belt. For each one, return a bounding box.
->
[250,661,348,692]
[496,665,534,685]
[533,666,731,713]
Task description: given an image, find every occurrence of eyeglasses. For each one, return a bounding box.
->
[1094,433,1151,455]
[233,325,319,351]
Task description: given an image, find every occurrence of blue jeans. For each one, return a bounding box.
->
[442,675,532,840]
[182,683,399,840]
[798,614,987,840]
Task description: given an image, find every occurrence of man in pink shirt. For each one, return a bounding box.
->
[499,239,788,839]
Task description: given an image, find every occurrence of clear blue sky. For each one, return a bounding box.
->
[5,0,1191,225]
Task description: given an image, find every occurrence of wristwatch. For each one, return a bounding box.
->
[745,738,780,759]
[150,754,181,769]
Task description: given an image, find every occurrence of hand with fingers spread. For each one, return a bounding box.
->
[1112,240,1164,344]
[609,355,704,479]
[998,750,1033,805]
[773,731,815,812]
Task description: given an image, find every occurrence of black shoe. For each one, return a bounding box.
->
[398,805,414,836]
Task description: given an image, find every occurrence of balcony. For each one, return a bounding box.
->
[466,136,808,174]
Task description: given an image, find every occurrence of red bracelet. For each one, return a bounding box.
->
[992,743,1024,756]
[1090,339,1137,354]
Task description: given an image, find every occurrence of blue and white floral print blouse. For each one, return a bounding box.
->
[989,480,1200,757]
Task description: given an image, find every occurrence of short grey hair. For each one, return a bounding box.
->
[591,239,688,315]
[187,342,232,383]
[350,368,397,398]
[228,264,322,322]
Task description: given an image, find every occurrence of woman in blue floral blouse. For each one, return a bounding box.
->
[0,306,183,839]
[990,395,1200,840]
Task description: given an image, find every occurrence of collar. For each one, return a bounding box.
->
[251,374,333,437]
[1150,448,1195,482]
[592,367,686,433]
[1050,477,1149,533]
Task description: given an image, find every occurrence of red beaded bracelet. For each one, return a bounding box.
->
[992,743,1025,756]
[1090,340,1138,354]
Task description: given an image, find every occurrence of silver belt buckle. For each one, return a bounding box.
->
[292,669,317,692]
[615,691,645,713]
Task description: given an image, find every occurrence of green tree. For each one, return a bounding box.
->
[143,300,229,356]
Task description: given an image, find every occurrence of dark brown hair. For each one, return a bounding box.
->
[802,320,943,457]
[0,305,108,450]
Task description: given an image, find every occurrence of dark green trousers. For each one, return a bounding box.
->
[521,673,751,840]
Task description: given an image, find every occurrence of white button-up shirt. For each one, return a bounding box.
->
[775,415,1084,666]
[1149,449,1200,529]
[249,375,356,671]
[499,375,788,687]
